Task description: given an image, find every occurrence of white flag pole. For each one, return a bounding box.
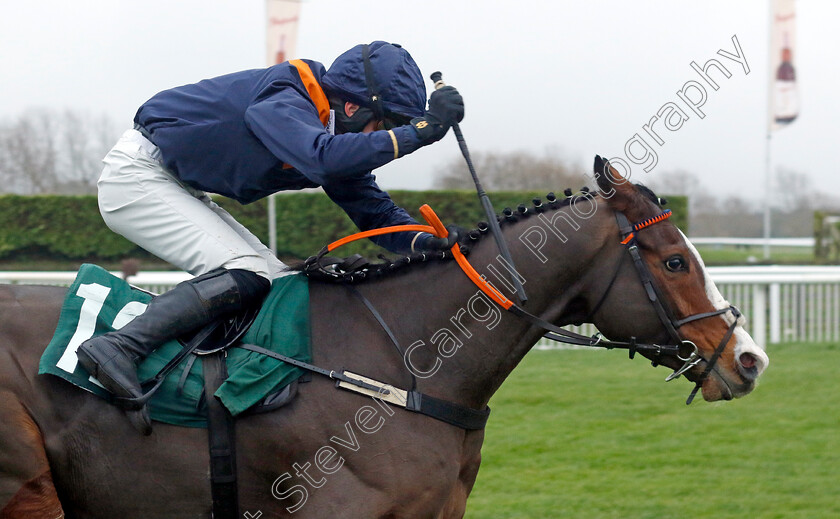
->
[763,137,772,260]
[765,0,799,260]
[265,0,301,254]
[763,0,774,260]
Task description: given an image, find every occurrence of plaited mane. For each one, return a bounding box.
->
[294,185,666,284]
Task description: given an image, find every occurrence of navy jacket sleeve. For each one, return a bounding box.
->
[244,81,422,186]
[322,173,425,254]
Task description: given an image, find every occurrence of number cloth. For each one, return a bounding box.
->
[39,264,312,427]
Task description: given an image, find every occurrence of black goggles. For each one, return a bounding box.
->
[345,106,412,132]
[376,112,413,131]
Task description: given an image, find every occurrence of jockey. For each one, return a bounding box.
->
[76,41,464,433]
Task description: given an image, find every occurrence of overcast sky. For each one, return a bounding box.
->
[1,0,837,203]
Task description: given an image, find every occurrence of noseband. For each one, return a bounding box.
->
[433,205,741,405]
[611,211,741,404]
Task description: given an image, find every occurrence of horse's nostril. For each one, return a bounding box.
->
[739,352,757,370]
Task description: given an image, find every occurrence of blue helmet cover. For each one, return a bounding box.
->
[322,41,426,119]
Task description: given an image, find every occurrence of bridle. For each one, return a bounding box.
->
[608,210,742,404]
[305,203,742,405]
[436,205,741,405]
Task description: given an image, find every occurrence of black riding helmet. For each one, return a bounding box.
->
[322,41,426,133]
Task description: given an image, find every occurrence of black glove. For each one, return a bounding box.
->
[410,86,465,144]
[418,225,464,252]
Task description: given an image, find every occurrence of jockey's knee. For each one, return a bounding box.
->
[227,267,272,304]
[222,254,272,281]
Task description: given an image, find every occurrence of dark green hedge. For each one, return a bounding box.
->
[0,196,138,260]
[0,192,687,263]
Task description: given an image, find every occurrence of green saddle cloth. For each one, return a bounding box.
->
[39,264,311,428]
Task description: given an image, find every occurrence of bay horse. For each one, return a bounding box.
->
[0,158,768,518]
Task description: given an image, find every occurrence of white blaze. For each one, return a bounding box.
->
[681,232,769,376]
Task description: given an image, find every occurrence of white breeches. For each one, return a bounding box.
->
[97,129,288,280]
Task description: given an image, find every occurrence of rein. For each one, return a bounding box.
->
[612,211,740,404]
[306,202,741,405]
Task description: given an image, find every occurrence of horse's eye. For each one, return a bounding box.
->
[665,255,687,272]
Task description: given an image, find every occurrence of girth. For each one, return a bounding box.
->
[203,351,238,519]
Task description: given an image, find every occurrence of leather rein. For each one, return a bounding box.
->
[429,204,740,405]
[308,203,741,406]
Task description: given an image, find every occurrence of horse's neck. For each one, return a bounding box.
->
[377,199,611,407]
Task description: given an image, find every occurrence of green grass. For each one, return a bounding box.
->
[695,246,817,266]
[466,342,839,519]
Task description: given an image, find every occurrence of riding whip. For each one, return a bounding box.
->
[430,71,527,304]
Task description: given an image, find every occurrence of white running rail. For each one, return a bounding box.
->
[3,266,840,347]
[689,237,815,248]
[0,271,191,296]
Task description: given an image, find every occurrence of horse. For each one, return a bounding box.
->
[0,158,768,518]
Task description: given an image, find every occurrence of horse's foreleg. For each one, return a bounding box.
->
[0,393,64,519]
[438,430,484,519]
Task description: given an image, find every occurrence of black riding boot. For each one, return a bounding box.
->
[77,269,265,435]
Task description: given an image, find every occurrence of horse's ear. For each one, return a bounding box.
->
[593,155,634,211]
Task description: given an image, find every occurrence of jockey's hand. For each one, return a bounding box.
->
[418,225,464,252]
[410,86,464,144]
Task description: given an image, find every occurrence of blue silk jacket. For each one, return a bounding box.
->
[135,46,430,253]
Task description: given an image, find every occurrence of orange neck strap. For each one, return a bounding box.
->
[314,204,513,310]
[325,224,436,252]
[417,205,513,309]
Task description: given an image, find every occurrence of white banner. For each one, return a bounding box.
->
[768,0,798,131]
[266,0,301,67]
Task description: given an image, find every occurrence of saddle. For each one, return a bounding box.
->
[43,260,490,519]
[126,301,303,418]
[142,304,305,519]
